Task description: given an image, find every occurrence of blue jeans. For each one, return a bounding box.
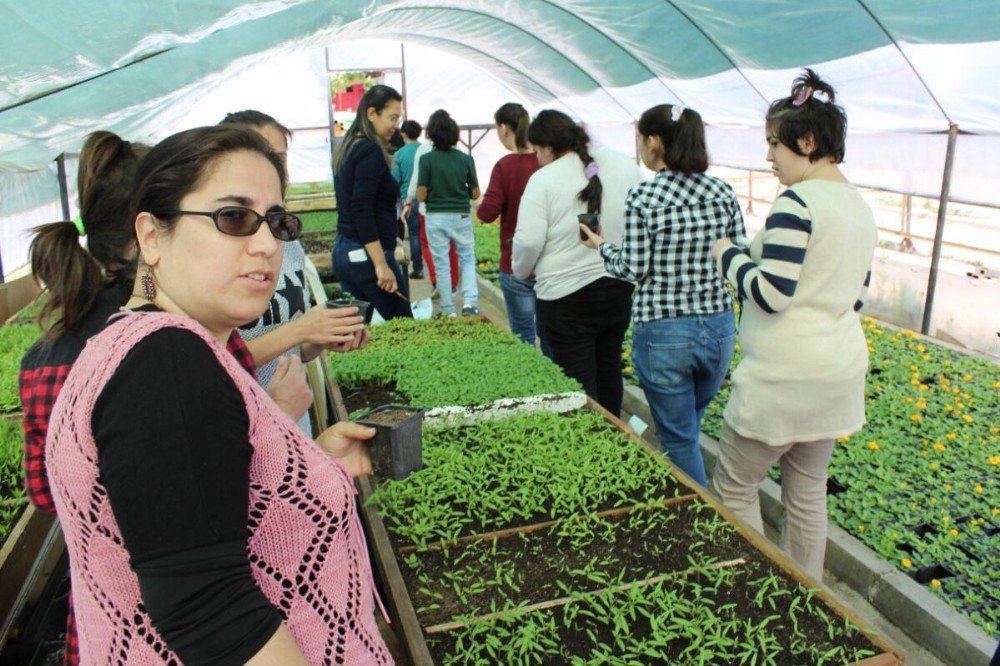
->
[632,310,736,487]
[498,271,552,358]
[332,236,413,321]
[424,213,478,315]
[405,206,422,273]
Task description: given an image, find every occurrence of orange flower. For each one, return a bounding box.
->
[902,558,913,568]
[931,579,941,588]
[910,414,922,423]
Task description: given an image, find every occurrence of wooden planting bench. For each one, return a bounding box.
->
[0,506,64,652]
[357,399,906,664]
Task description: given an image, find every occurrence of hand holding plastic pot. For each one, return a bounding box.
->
[327,298,371,350]
[289,301,365,359]
[578,213,605,248]
[355,404,425,481]
[315,420,376,477]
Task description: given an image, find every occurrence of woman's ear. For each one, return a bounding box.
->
[366,106,378,123]
[647,135,663,158]
[135,212,162,267]
[797,133,817,157]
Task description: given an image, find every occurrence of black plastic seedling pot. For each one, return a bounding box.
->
[578,213,600,240]
[327,297,371,323]
[356,404,425,481]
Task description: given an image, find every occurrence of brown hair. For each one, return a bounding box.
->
[766,69,847,163]
[637,104,709,176]
[494,103,529,150]
[30,131,148,339]
[331,84,402,173]
[131,125,286,236]
[527,110,602,214]
[219,109,292,143]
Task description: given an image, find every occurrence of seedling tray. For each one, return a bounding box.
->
[358,400,906,664]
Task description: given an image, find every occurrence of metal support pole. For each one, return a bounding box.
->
[399,43,408,120]
[746,170,754,215]
[56,153,71,221]
[920,123,959,336]
[901,193,911,237]
[325,48,337,183]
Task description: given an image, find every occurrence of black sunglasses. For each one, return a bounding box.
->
[159,206,302,241]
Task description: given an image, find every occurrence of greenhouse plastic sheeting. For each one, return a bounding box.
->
[2,0,999,274]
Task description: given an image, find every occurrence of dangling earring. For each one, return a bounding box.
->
[140,267,157,301]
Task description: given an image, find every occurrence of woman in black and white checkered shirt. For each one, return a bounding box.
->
[581,104,746,487]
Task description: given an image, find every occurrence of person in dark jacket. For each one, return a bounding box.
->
[331,84,413,320]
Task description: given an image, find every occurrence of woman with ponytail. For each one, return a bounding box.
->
[514,110,641,416]
[709,70,876,580]
[20,132,148,515]
[18,131,148,665]
[581,104,746,487]
[476,103,550,356]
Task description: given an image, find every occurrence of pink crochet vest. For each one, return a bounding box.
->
[47,311,391,665]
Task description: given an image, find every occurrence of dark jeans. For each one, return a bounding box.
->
[405,206,423,273]
[536,277,633,416]
[332,236,413,322]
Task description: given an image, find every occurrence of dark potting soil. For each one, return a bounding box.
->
[299,230,336,254]
[417,503,883,662]
[362,408,418,426]
[425,557,883,664]
[401,501,739,627]
[343,381,408,415]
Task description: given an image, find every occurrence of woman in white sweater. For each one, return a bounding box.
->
[513,110,642,415]
[709,70,877,580]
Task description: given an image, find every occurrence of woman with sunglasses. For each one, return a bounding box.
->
[332,84,413,320]
[221,110,366,435]
[45,126,392,664]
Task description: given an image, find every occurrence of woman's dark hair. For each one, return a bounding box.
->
[331,84,402,173]
[426,109,459,150]
[29,131,148,339]
[219,109,292,143]
[400,119,422,140]
[219,109,292,177]
[494,103,529,150]
[766,69,847,163]
[131,126,286,237]
[637,104,709,176]
[528,110,602,214]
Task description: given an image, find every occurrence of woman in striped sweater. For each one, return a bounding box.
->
[709,69,877,581]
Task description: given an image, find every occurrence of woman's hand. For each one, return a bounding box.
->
[315,421,376,477]
[327,326,371,353]
[267,356,313,421]
[399,202,412,222]
[579,223,605,249]
[293,305,364,351]
[712,237,734,261]
[374,262,398,293]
